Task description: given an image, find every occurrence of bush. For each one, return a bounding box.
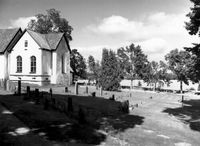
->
[119,100,129,113]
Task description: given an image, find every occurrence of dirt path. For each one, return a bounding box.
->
[97,91,200,146]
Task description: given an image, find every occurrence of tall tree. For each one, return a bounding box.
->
[70,49,87,79]
[117,43,149,88]
[88,55,96,73]
[99,49,121,91]
[146,61,171,90]
[165,49,192,92]
[87,55,101,85]
[185,0,200,82]
[28,8,73,41]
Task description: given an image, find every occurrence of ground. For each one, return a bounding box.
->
[0,85,200,146]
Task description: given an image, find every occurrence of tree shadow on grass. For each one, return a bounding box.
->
[163,99,200,132]
[0,93,144,145]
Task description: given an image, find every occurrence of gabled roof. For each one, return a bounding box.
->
[27,29,66,51]
[0,28,22,53]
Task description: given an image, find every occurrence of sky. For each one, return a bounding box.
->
[0,0,199,61]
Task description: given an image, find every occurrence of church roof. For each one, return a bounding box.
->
[27,30,65,50]
[0,28,21,53]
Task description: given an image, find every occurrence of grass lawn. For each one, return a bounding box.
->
[0,86,200,146]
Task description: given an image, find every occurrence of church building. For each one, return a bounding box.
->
[0,28,72,86]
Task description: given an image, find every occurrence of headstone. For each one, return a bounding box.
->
[85,86,88,94]
[68,97,73,112]
[6,80,9,91]
[91,92,96,97]
[181,95,184,102]
[65,87,68,93]
[100,87,103,96]
[43,97,49,110]
[78,106,86,124]
[109,94,115,101]
[120,100,129,113]
[35,88,39,104]
[23,86,30,100]
[18,80,21,96]
[75,82,78,95]
[49,88,52,99]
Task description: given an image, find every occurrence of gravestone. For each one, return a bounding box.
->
[23,86,30,100]
[65,87,68,93]
[75,82,78,95]
[6,80,9,91]
[44,97,49,110]
[35,88,39,104]
[91,92,96,97]
[78,106,86,124]
[85,86,88,94]
[49,88,52,99]
[18,80,21,96]
[100,87,103,96]
[109,94,115,101]
[68,97,73,112]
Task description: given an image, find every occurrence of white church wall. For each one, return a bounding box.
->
[0,55,5,79]
[54,37,71,85]
[9,31,43,84]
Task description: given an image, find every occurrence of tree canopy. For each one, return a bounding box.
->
[28,8,73,41]
[70,49,87,79]
[99,49,121,91]
[117,44,149,87]
[87,55,101,84]
[165,49,192,91]
[185,0,200,82]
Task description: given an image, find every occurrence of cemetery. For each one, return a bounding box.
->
[0,81,200,145]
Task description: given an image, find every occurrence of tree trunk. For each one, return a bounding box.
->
[180,81,183,93]
[154,82,157,91]
[131,79,133,89]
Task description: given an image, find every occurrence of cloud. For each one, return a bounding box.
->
[10,16,35,29]
[140,38,167,54]
[83,12,199,61]
[88,13,187,42]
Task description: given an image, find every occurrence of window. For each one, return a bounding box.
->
[30,56,36,73]
[25,40,28,47]
[17,56,22,73]
[62,54,65,73]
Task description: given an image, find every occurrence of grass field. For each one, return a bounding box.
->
[0,85,200,146]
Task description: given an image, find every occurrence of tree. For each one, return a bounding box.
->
[70,49,87,79]
[88,55,96,73]
[146,61,171,90]
[28,8,73,41]
[87,55,101,85]
[99,49,121,91]
[165,49,192,92]
[185,0,200,82]
[117,43,149,88]
[185,0,200,36]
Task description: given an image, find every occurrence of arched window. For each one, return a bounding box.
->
[16,56,22,72]
[30,56,36,73]
[25,40,28,47]
[62,54,65,73]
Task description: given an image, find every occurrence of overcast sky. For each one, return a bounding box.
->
[0,0,198,61]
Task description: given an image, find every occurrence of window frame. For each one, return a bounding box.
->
[30,56,36,73]
[25,40,28,47]
[16,56,22,73]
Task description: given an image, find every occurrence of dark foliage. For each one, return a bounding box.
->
[70,49,87,79]
[99,49,121,91]
[28,8,73,41]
